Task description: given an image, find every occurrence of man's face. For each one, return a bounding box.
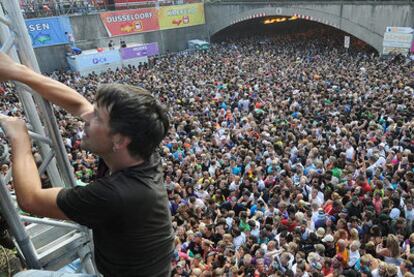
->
[81,105,114,156]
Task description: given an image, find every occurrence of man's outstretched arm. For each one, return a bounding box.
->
[0,116,68,219]
[0,53,93,117]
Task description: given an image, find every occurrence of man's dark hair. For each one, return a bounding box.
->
[96,84,169,160]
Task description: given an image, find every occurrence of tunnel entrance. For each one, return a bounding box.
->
[211,16,377,54]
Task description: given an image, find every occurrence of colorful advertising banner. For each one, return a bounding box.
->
[158,3,205,30]
[120,42,159,60]
[100,8,159,37]
[25,16,73,48]
[72,50,122,69]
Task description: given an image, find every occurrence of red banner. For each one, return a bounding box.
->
[100,8,159,37]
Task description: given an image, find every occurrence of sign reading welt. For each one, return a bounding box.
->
[159,3,205,30]
[25,16,73,48]
[167,7,197,16]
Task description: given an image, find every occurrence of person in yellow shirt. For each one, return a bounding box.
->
[335,239,349,268]
[211,189,225,205]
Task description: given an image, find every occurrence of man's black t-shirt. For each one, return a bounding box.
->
[57,154,174,277]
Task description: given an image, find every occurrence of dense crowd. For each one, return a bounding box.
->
[1,29,414,277]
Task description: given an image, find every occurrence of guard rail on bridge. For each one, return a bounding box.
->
[21,0,413,19]
[206,0,413,2]
[21,0,203,19]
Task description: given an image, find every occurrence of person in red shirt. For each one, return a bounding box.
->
[356,175,372,193]
[323,200,342,216]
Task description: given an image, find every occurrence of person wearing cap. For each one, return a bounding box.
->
[322,234,336,258]
[188,232,204,258]
[316,227,326,240]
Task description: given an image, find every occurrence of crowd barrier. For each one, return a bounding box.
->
[67,42,159,75]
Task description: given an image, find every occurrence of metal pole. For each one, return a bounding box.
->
[2,0,78,188]
[0,4,50,269]
[0,5,64,188]
[20,215,83,230]
[0,179,41,269]
[28,131,53,145]
[78,243,96,274]
[0,0,96,274]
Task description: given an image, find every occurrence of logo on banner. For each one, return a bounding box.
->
[172,16,190,26]
[93,57,107,64]
[25,16,73,48]
[120,20,143,33]
[34,34,52,44]
[169,7,195,26]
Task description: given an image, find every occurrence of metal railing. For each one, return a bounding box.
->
[21,0,204,18]
[204,0,414,1]
[19,0,412,19]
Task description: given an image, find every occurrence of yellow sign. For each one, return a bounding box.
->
[158,3,205,30]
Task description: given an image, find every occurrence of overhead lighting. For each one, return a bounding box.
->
[264,16,297,24]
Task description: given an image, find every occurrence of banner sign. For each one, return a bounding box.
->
[73,50,121,69]
[100,8,159,37]
[158,3,205,30]
[383,32,413,48]
[25,16,73,48]
[386,27,414,34]
[120,42,159,60]
[344,36,350,49]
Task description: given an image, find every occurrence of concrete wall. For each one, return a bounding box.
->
[34,45,69,72]
[205,1,414,54]
[34,13,208,73]
[33,1,414,72]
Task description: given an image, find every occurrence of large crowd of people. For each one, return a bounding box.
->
[1,28,414,276]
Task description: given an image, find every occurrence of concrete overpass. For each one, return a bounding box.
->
[204,1,414,53]
[30,1,414,72]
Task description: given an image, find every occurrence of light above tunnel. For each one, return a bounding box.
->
[264,16,298,24]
